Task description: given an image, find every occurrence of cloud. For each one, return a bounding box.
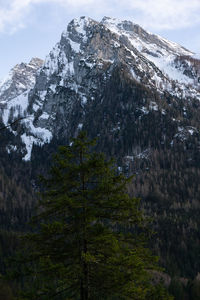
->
[0,0,96,33]
[122,0,200,30]
[0,0,200,34]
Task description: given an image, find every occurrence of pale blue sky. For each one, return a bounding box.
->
[0,0,200,79]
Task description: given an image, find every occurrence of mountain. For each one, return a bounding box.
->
[0,58,43,103]
[0,17,200,280]
[1,17,200,160]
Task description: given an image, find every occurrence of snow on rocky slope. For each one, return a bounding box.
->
[101,17,200,97]
[1,17,200,160]
[0,58,43,103]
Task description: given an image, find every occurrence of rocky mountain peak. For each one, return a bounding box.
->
[1,16,200,161]
[29,57,44,68]
[65,16,97,36]
[101,17,192,56]
[59,16,99,52]
[40,16,199,98]
[0,57,43,103]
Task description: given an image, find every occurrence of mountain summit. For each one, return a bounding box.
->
[0,17,200,279]
[0,17,200,160]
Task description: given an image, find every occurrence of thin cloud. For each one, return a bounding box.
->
[124,0,200,30]
[0,0,96,33]
[0,0,200,34]
[0,1,31,33]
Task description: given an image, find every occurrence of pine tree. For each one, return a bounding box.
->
[16,132,172,300]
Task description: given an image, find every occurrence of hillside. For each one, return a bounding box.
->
[0,16,200,280]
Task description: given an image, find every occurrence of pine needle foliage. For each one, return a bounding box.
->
[16,132,172,300]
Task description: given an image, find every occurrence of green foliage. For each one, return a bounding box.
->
[147,283,174,300]
[13,132,171,299]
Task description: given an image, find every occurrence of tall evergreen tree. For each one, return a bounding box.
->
[15,132,172,299]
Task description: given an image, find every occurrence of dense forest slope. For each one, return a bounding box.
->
[0,17,199,283]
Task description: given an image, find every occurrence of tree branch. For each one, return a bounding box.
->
[0,116,30,131]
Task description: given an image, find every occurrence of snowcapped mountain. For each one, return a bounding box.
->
[0,17,200,278]
[37,16,200,99]
[0,58,43,103]
[102,17,200,93]
[0,17,200,160]
[1,18,200,278]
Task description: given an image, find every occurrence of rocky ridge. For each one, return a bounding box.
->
[0,58,43,103]
[0,17,200,160]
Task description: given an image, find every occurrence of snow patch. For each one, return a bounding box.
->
[43,44,60,77]
[78,123,83,130]
[149,101,158,111]
[50,84,57,93]
[39,90,47,101]
[6,145,17,154]
[2,92,29,124]
[140,106,149,114]
[21,117,52,160]
[174,126,198,142]
[130,69,139,81]
[72,17,88,43]
[39,112,49,120]
[81,96,87,105]
[85,61,95,68]
[69,39,80,53]
[125,155,134,161]
[33,103,40,112]
[145,54,193,85]
[136,149,150,159]
[188,129,195,135]
[113,41,120,48]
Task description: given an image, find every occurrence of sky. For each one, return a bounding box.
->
[0,0,200,79]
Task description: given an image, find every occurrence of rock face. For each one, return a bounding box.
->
[0,58,43,103]
[0,17,200,278]
[1,16,200,160]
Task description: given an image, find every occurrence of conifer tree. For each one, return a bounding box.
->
[16,132,172,300]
